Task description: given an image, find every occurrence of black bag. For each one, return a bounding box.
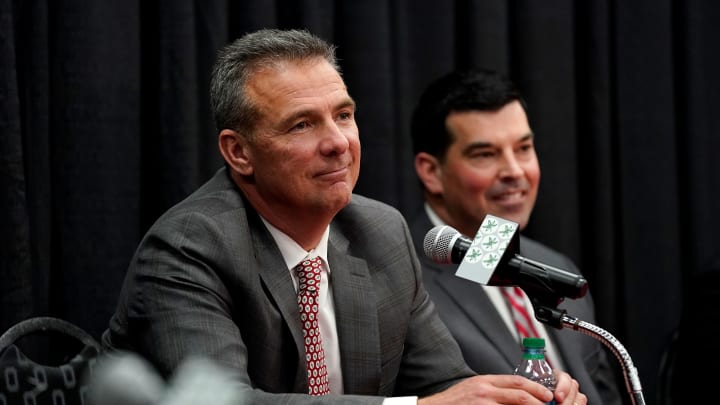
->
[0,317,101,405]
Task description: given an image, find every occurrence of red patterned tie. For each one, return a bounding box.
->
[295,257,330,396]
[502,286,542,340]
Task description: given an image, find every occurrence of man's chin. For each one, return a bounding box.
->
[509,214,531,230]
[317,190,353,213]
[486,209,531,229]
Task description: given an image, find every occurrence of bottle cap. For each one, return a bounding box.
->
[522,337,546,348]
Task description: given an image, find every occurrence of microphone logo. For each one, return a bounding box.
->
[456,215,520,285]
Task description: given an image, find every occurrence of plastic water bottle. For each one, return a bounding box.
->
[514,337,557,405]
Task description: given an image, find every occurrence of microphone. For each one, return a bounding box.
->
[423,215,588,300]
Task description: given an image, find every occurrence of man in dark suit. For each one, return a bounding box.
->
[101,29,586,404]
[409,68,623,405]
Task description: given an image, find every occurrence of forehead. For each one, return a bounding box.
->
[446,101,530,143]
[246,58,350,111]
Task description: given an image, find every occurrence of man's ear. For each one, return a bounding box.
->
[218,129,253,176]
[414,152,444,194]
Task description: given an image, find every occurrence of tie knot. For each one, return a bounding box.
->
[296,257,323,292]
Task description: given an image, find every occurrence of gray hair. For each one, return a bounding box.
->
[210,29,339,136]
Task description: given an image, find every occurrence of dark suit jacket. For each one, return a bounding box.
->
[410,212,623,405]
[102,168,474,404]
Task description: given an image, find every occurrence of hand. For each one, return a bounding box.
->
[417,374,554,405]
[418,371,588,405]
[552,370,587,405]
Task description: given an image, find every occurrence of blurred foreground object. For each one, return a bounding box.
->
[88,352,245,405]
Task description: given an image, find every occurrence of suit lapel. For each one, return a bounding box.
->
[327,231,381,395]
[427,260,520,367]
[249,214,308,388]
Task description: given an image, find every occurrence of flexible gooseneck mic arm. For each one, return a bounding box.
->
[527,296,646,405]
[560,314,646,405]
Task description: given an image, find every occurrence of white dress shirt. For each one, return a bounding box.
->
[261,218,417,404]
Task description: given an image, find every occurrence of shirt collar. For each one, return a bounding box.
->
[424,202,445,228]
[260,217,330,271]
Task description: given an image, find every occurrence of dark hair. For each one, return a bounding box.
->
[410,68,527,159]
[210,29,339,135]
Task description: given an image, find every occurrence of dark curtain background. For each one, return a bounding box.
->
[3,0,719,403]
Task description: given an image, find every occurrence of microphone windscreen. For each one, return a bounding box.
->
[423,225,460,264]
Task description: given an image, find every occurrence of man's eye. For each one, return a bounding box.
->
[518,144,534,152]
[338,111,353,120]
[471,151,495,159]
[291,121,309,131]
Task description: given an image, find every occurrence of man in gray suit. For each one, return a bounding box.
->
[102,30,586,404]
[409,68,623,405]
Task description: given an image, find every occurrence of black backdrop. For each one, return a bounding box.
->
[3,1,719,403]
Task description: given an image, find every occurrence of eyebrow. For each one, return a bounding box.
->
[466,132,534,148]
[279,96,356,128]
[517,132,535,143]
[339,97,357,111]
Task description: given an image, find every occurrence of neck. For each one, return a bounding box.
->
[265,215,329,251]
[235,177,335,251]
[425,197,478,238]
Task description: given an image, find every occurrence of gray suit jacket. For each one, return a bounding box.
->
[410,212,623,405]
[102,168,474,404]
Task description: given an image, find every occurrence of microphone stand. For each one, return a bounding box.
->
[530,297,646,405]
